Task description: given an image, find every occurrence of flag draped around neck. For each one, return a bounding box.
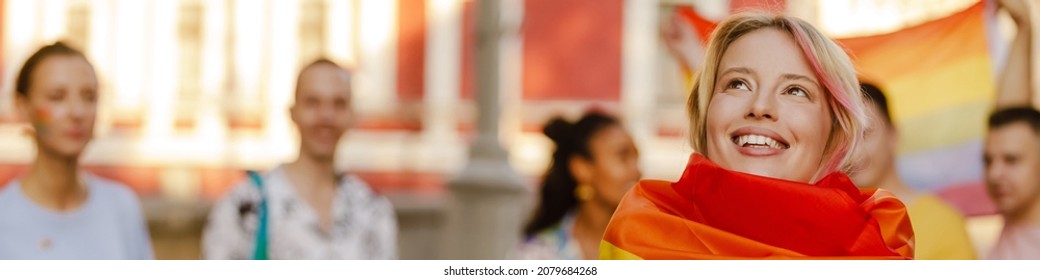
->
[600,154,915,259]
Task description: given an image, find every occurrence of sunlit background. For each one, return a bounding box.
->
[0,0,1027,259]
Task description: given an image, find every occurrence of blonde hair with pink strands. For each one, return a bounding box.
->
[687,12,866,183]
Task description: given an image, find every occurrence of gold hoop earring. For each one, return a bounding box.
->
[574,184,594,202]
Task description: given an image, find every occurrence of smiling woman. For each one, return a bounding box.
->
[599,12,915,260]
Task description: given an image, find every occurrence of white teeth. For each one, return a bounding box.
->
[734,134,785,149]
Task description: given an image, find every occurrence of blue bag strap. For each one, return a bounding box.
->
[246,170,269,260]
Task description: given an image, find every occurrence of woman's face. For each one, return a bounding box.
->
[704,28,832,183]
[580,125,642,210]
[19,55,98,159]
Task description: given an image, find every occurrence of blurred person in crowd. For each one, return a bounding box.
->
[985,107,1040,259]
[202,59,397,259]
[0,42,154,259]
[515,111,641,259]
[601,12,914,259]
[661,8,708,88]
[850,83,976,259]
[986,0,1040,260]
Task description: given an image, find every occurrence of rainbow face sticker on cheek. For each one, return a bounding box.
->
[32,107,52,135]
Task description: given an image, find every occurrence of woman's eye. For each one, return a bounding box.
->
[727,80,750,91]
[83,91,97,103]
[785,87,808,98]
[47,93,64,101]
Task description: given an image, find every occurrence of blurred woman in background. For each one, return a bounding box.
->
[850,83,976,259]
[0,42,153,259]
[515,110,641,259]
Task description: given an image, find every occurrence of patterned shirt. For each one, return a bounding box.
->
[202,165,397,259]
[513,211,583,260]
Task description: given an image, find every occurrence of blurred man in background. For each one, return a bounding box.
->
[985,0,1040,260]
[985,107,1040,259]
[202,59,398,259]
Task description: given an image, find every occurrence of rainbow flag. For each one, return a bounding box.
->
[837,1,997,215]
[672,1,999,215]
[600,154,915,259]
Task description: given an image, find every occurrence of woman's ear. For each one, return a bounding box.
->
[569,155,593,186]
[15,94,25,115]
[15,94,35,136]
[288,103,298,124]
[345,106,357,128]
[886,124,899,148]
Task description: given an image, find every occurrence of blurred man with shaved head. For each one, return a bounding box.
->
[203,59,397,259]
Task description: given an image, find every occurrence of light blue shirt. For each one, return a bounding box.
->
[0,174,154,259]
